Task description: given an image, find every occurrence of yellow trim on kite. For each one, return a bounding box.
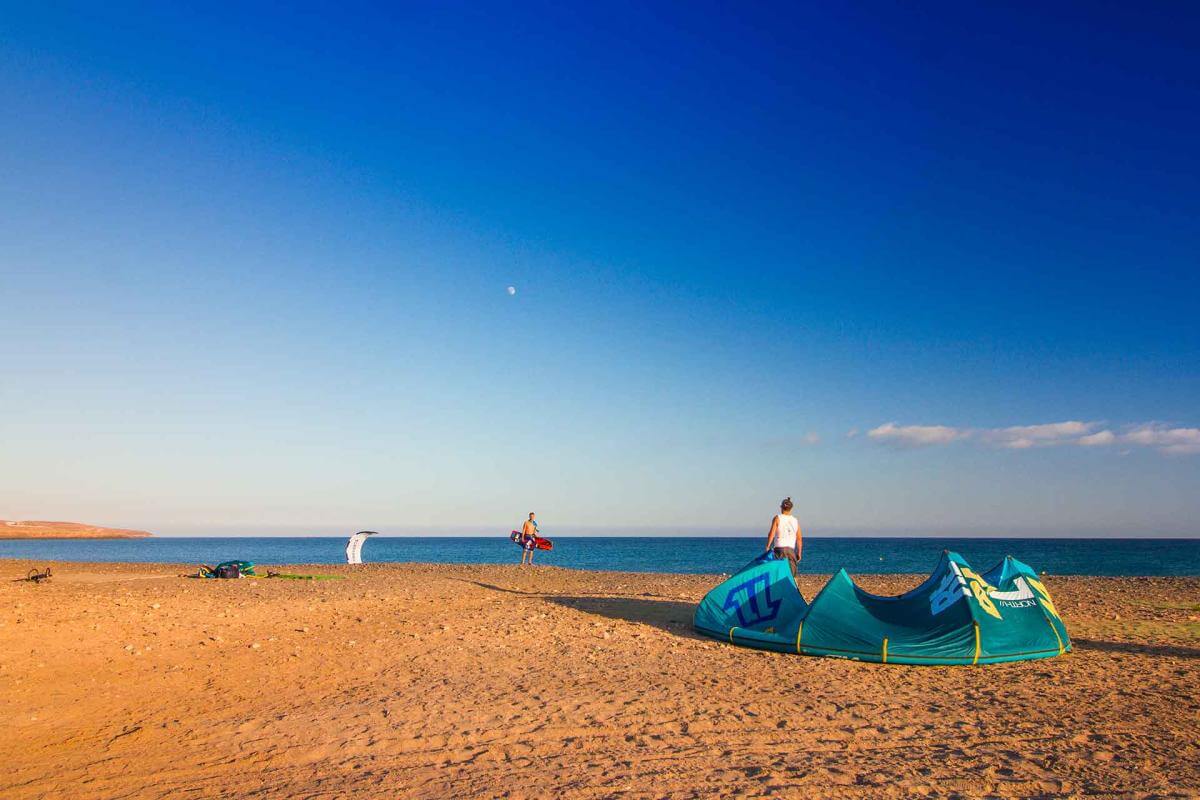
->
[881,637,889,664]
[1043,612,1065,654]
[796,622,803,655]
[729,627,735,644]
[972,622,981,665]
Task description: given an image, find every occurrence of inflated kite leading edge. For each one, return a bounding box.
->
[694,550,1070,665]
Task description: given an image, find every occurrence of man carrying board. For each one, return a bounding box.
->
[520,512,539,566]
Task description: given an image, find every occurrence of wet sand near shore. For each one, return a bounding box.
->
[1,560,1198,799]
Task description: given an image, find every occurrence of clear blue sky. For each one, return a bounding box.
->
[1,2,1197,536]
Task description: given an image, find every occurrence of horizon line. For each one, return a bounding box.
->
[68,532,1200,540]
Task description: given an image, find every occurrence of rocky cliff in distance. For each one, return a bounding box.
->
[0,520,153,539]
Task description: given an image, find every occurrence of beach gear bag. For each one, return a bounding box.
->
[212,560,255,579]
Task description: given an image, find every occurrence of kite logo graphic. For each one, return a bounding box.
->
[958,565,1002,619]
[990,577,1037,608]
[929,568,967,616]
[722,573,781,627]
[931,562,1002,619]
[1026,576,1062,619]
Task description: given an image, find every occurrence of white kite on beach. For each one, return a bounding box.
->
[345,531,378,564]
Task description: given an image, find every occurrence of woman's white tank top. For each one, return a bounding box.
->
[775,514,799,549]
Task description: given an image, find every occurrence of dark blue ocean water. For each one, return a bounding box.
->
[1,536,1197,576]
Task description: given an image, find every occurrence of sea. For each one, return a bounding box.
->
[1,536,1198,576]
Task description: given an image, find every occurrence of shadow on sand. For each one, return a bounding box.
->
[465,580,541,597]
[545,595,703,638]
[1072,638,1200,659]
[462,583,1200,657]
[461,580,703,638]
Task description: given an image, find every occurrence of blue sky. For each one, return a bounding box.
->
[1,2,1197,536]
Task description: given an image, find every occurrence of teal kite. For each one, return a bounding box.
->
[694,551,1070,665]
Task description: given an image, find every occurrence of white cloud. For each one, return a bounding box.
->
[863,420,1199,456]
[981,421,1102,449]
[801,431,821,445]
[1077,430,1116,447]
[867,422,968,447]
[1120,424,1200,456]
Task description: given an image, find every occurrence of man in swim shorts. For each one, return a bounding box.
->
[520,512,538,566]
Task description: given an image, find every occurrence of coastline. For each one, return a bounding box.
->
[2,560,1197,798]
[0,520,152,540]
[0,536,153,540]
[2,537,1197,576]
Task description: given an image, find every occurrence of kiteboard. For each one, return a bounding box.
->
[510,530,553,551]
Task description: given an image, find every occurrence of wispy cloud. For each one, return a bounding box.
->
[1120,424,1200,456]
[867,423,969,447]
[979,421,1101,450]
[1077,430,1116,447]
[864,420,1200,456]
[801,431,822,446]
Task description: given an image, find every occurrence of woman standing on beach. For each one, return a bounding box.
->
[765,497,801,582]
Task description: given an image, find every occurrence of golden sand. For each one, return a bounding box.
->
[1,560,1197,798]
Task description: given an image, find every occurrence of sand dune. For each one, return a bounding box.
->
[1,560,1197,798]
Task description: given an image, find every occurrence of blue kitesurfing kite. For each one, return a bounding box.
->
[694,551,1070,665]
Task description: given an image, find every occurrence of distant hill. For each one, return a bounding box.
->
[0,520,153,539]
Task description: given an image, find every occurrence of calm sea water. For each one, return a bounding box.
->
[1,536,1197,576]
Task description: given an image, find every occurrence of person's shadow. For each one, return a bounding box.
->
[463,580,703,639]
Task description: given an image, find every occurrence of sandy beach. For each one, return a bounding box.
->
[1,560,1197,799]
